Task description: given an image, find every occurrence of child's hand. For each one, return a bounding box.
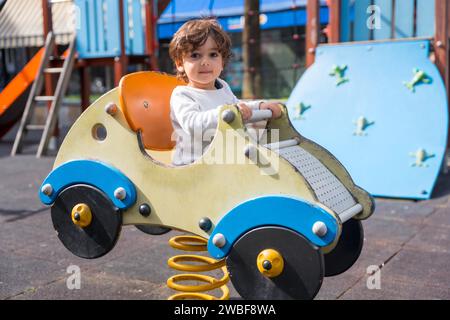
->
[259,102,283,119]
[237,103,253,121]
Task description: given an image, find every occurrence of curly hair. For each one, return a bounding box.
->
[169,18,232,82]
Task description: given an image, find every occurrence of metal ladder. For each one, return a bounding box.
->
[11,31,76,157]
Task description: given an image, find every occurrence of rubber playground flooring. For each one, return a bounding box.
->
[1,143,449,300]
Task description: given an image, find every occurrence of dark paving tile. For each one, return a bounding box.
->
[362,218,422,246]
[378,248,450,290]
[405,225,450,254]
[87,232,177,285]
[13,225,176,272]
[339,275,450,300]
[88,229,241,300]
[423,207,450,229]
[345,237,402,275]
[0,211,54,252]
[316,272,361,300]
[373,199,436,225]
[10,272,170,300]
[317,238,403,300]
[0,156,53,223]
[0,249,64,299]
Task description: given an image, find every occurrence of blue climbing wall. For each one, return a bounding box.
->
[286,40,448,200]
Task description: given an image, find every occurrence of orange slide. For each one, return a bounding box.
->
[0,48,44,139]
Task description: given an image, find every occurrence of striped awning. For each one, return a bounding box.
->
[0,0,75,49]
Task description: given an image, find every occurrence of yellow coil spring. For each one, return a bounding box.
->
[167,235,230,300]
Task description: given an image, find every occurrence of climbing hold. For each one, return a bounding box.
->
[329,65,349,86]
[293,102,311,120]
[353,116,375,136]
[409,148,435,167]
[403,68,432,92]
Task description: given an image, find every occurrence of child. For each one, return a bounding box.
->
[169,18,281,166]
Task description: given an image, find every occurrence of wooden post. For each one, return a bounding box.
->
[42,0,58,138]
[42,0,53,37]
[435,0,450,148]
[242,0,262,99]
[157,0,171,16]
[435,0,449,87]
[306,0,320,67]
[115,0,128,86]
[327,0,341,43]
[79,61,91,111]
[42,0,55,105]
[144,0,159,70]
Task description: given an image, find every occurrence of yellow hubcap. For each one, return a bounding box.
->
[256,249,284,278]
[71,203,92,228]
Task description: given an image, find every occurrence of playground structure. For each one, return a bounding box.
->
[0,48,44,138]
[39,71,374,299]
[0,0,171,155]
[287,0,449,200]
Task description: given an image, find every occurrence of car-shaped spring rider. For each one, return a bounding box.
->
[39,71,375,300]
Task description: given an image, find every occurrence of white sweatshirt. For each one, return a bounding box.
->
[170,78,262,166]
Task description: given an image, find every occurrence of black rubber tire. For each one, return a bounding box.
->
[324,219,364,277]
[226,226,324,300]
[51,184,122,259]
[135,224,171,235]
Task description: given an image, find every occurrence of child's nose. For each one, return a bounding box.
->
[200,57,210,66]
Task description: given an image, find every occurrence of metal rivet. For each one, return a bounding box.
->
[199,217,212,232]
[114,187,126,200]
[139,204,151,217]
[312,221,328,237]
[222,110,235,123]
[212,233,226,248]
[41,183,53,196]
[105,102,118,115]
[143,101,149,109]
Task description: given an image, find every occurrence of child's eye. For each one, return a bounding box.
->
[190,53,200,59]
[210,52,219,58]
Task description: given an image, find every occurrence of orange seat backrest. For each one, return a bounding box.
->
[119,72,186,151]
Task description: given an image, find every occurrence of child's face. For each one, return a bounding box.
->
[177,36,224,90]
